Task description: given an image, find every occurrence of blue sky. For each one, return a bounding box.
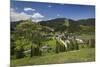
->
[11,1,95,22]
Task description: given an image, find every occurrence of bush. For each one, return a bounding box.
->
[88,39,95,48]
[67,40,79,51]
[74,40,79,50]
[55,43,60,53]
[15,46,25,59]
[30,45,42,57]
[55,40,66,53]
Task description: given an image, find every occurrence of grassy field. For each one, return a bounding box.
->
[11,48,95,66]
[81,34,95,40]
[41,39,57,48]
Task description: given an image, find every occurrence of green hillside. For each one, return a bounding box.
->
[11,48,95,66]
[11,18,95,66]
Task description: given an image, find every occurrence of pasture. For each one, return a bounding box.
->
[11,48,95,66]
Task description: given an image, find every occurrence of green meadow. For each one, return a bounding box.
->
[11,48,95,66]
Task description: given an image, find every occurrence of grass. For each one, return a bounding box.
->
[42,39,56,47]
[81,34,95,40]
[11,48,95,66]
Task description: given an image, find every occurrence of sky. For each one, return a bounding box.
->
[11,1,95,22]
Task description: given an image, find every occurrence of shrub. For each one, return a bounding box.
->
[15,46,25,59]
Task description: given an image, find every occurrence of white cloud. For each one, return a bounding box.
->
[48,5,52,8]
[11,8,31,22]
[57,14,60,17]
[31,12,44,22]
[31,19,43,22]
[24,8,35,11]
[32,13,44,18]
[10,8,44,22]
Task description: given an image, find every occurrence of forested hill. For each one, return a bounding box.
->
[77,18,95,26]
[11,18,95,32]
[39,18,69,32]
[39,18,95,27]
[39,18,67,25]
[11,20,25,31]
[11,20,33,31]
[39,18,95,32]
